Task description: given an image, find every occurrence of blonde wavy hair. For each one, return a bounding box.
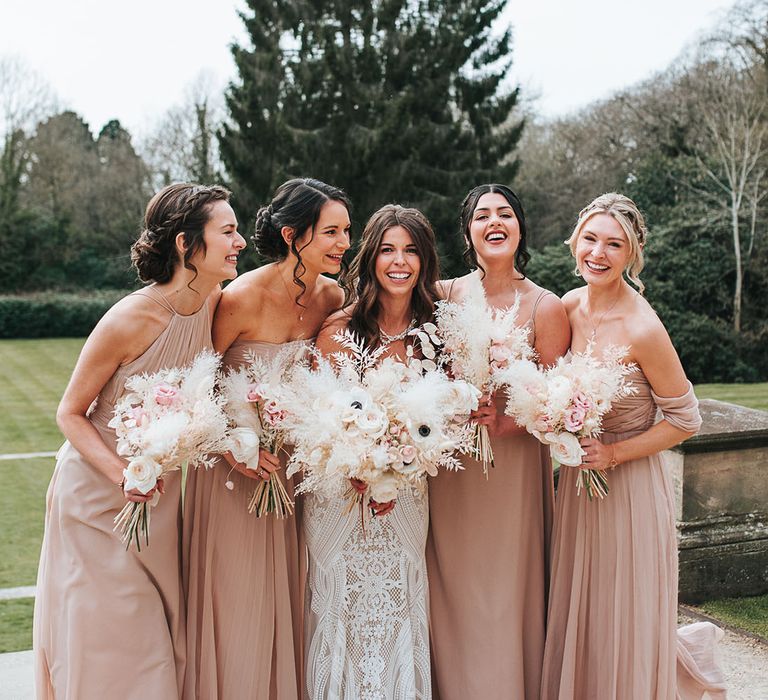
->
[566,192,647,294]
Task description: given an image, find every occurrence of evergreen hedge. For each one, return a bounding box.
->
[0,290,128,338]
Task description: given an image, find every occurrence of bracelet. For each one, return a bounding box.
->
[608,446,618,470]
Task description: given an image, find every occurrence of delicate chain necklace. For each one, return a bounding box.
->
[277,265,315,322]
[586,291,622,341]
[379,318,416,346]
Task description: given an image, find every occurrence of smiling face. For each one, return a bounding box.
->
[574,213,632,287]
[467,192,521,266]
[188,200,246,282]
[293,199,351,275]
[374,225,421,299]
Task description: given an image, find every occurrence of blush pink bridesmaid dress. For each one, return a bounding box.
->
[426,293,555,700]
[182,338,306,700]
[541,371,727,700]
[34,287,211,699]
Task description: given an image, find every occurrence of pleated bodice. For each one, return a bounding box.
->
[601,367,702,437]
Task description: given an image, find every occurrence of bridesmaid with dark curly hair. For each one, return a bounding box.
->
[34,183,245,699]
[183,177,351,699]
[427,184,571,700]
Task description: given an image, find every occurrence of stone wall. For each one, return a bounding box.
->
[673,399,768,603]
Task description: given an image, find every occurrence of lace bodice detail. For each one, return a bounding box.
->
[303,482,431,699]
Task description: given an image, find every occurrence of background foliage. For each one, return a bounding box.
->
[0,0,766,381]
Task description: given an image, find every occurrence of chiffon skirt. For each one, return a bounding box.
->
[182,459,304,699]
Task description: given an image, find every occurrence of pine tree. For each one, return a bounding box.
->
[221,0,523,274]
[219,1,297,222]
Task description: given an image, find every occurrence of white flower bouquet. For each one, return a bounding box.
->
[219,346,306,518]
[282,330,479,508]
[502,345,636,499]
[435,275,534,475]
[108,350,228,549]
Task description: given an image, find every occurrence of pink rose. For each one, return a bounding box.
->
[153,383,179,406]
[263,400,285,427]
[563,405,586,432]
[573,391,592,411]
[246,383,264,403]
[490,343,510,360]
[400,445,417,464]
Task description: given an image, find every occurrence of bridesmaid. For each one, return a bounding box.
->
[426,184,571,700]
[541,193,726,699]
[34,183,245,699]
[182,178,351,699]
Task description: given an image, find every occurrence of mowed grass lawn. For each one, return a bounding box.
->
[695,383,768,412]
[0,337,765,650]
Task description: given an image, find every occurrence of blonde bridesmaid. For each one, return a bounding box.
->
[34,184,245,699]
[541,193,726,699]
[182,178,351,700]
[426,184,571,700]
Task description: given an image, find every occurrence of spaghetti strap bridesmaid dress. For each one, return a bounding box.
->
[34,286,211,700]
[541,371,727,700]
[183,338,307,700]
[426,291,555,700]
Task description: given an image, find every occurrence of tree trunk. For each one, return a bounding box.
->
[731,195,743,332]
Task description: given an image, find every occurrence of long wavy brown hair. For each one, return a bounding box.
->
[342,204,440,350]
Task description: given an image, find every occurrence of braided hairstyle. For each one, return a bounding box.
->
[459,184,531,278]
[253,178,351,305]
[566,192,648,294]
[131,183,231,285]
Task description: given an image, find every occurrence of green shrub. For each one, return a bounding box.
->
[0,290,128,338]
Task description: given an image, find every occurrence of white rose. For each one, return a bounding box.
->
[546,432,584,467]
[354,408,389,438]
[226,427,261,469]
[446,381,481,415]
[369,472,400,503]
[123,455,162,494]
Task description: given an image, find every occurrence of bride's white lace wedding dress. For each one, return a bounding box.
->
[303,480,431,700]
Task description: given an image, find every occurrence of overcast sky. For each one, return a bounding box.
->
[1,0,736,138]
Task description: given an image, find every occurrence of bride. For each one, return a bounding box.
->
[303,204,440,699]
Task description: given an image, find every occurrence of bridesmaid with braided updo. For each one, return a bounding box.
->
[34,183,245,699]
[541,193,726,700]
[182,177,351,699]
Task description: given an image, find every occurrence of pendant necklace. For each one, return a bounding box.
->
[586,291,621,341]
[278,265,314,322]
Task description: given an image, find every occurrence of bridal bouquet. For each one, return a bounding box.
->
[435,275,534,475]
[502,345,636,499]
[109,350,228,549]
[282,330,479,506]
[219,345,306,518]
